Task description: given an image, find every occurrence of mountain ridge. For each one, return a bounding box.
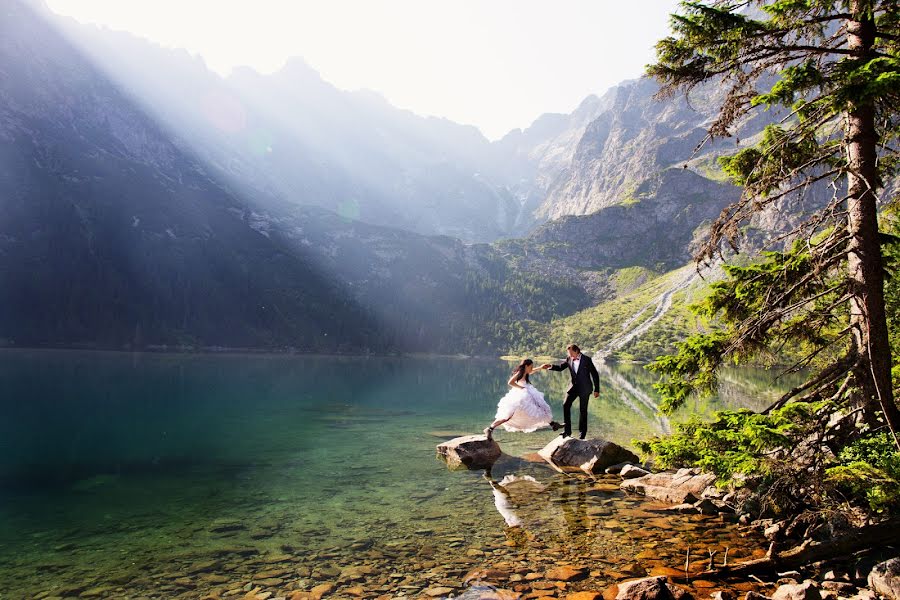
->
[1,0,803,358]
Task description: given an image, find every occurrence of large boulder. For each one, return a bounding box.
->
[615,576,693,600]
[539,437,639,475]
[869,558,900,600]
[620,468,716,504]
[436,435,501,470]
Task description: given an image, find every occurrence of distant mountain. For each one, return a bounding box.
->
[0,0,378,351]
[1,0,825,358]
[50,15,520,243]
[0,0,589,353]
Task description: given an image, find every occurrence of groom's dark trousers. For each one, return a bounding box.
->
[550,354,600,438]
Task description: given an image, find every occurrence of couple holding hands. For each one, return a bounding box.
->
[484,344,600,441]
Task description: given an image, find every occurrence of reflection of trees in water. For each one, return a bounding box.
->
[598,363,670,434]
[527,358,808,436]
[681,366,809,416]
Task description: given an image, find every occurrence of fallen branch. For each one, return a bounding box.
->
[674,518,900,580]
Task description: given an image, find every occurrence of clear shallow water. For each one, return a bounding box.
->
[0,350,800,599]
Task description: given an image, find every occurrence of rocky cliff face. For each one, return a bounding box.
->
[489,94,610,227]
[516,169,741,271]
[536,77,736,221]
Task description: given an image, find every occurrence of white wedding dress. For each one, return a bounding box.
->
[494,379,554,432]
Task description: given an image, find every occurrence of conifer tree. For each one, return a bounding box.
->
[647,0,900,443]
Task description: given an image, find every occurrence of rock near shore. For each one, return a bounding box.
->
[869,558,900,600]
[436,435,501,470]
[538,437,639,475]
[620,468,716,504]
[615,576,693,600]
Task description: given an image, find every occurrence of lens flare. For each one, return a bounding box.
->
[337,198,360,220]
[247,127,274,156]
[202,90,247,134]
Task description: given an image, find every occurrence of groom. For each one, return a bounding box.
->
[541,344,600,439]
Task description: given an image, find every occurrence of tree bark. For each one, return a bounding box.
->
[845,2,900,442]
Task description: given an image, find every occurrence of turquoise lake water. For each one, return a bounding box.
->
[0,350,798,599]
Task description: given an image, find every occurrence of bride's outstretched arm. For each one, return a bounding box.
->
[507,374,526,388]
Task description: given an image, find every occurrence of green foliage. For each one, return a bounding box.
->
[648,238,846,413]
[717,125,833,194]
[648,331,729,413]
[505,266,707,361]
[636,402,822,485]
[649,0,900,262]
[752,61,825,108]
[882,214,900,360]
[827,433,900,512]
[611,266,659,295]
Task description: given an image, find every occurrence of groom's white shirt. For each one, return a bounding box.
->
[571,355,581,373]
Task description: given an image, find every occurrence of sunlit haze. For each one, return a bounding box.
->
[44,0,681,140]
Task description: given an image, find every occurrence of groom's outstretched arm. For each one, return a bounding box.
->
[545,361,568,371]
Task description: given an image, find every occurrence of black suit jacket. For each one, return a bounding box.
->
[550,354,600,395]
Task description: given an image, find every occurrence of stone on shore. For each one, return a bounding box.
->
[620,465,651,479]
[620,468,716,504]
[436,435,501,470]
[614,576,693,600]
[771,581,821,600]
[869,558,900,600]
[539,437,639,475]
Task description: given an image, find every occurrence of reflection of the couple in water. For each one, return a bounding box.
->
[481,463,598,546]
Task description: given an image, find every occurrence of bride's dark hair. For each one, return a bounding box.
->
[513,358,533,383]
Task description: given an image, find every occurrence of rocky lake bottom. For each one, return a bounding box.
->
[0,351,797,600]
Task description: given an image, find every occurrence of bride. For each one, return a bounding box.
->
[483,359,561,440]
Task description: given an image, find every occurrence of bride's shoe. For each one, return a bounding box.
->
[483,426,494,440]
[549,421,563,431]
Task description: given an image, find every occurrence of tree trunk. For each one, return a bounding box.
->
[845,3,900,442]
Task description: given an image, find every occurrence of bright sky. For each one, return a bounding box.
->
[45,0,681,140]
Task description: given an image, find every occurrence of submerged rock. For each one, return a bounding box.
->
[620,469,716,504]
[538,437,639,475]
[546,565,588,581]
[869,558,900,600]
[455,587,519,600]
[436,435,501,470]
